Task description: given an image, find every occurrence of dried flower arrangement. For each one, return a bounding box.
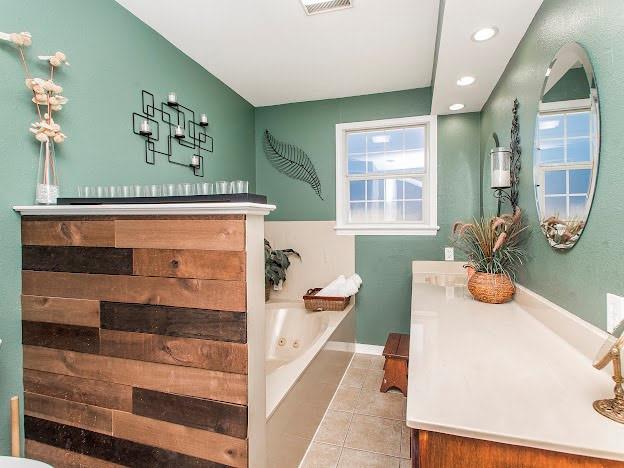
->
[540,216,585,249]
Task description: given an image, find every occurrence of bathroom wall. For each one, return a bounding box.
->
[480,0,624,330]
[256,91,481,345]
[0,0,255,454]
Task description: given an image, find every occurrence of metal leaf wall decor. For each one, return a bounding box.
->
[509,98,521,211]
[263,129,323,200]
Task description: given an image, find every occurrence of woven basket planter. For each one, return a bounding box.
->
[467,272,515,304]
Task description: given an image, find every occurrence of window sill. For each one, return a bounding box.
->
[334,224,440,236]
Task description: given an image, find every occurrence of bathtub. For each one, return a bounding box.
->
[265,300,355,467]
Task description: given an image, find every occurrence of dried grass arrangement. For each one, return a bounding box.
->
[452,208,529,303]
[540,216,585,250]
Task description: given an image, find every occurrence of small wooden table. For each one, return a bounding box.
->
[381,333,409,396]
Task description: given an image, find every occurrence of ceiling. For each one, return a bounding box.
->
[115,0,543,112]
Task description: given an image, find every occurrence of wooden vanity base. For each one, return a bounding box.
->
[411,430,624,468]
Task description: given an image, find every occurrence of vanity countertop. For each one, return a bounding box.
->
[406,278,624,462]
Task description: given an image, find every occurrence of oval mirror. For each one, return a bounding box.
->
[534,42,599,249]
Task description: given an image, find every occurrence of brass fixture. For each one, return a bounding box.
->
[593,333,624,424]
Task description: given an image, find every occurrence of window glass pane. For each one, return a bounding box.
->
[384,178,403,201]
[544,170,566,195]
[366,202,385,222]
[386,129,404,152]
[567,112,590,138]
[404,178,423,199]
[538,114,564,139]
[569,195,588,218]
[383,200,403,222]
[349,180,365,201]
[567,138,591,162]
[405,200,423,221]
[347,133,366,154]
[348,154,366,175]
[569,169,591,195]
[366,132,386,153]
[539,140,565,164]
[545,196,566,218]
[366,180,385,201]
[349,201,366,223]
[405,127,425,150]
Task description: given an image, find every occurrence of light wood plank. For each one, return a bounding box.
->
[22,270,246,312]
[25,392,112,435]
[133,248,246,281]
[24,345,247,404]
[22,295,100,327]
[100,329,248,374]
[113,410,248,467]
[22,220,115,247]
[115,219,245,251]
[26,439,123,468]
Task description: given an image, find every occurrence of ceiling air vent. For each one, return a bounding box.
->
[301,0,353,16]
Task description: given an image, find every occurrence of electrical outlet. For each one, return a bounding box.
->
[606,293,624,334]
[444,247,454,261]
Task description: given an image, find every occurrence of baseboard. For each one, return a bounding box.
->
[354,343,384,355]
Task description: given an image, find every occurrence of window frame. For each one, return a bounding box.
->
[335,115,438,236]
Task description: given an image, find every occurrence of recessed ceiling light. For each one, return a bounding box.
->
[472,27,498,42]
[449,104,465,111]
[457,76,476,87]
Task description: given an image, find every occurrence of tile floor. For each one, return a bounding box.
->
[300,353,411,468]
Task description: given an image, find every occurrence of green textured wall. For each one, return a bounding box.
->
[0,0,254,454]
[256,91,481,345]
[480,0,624,330]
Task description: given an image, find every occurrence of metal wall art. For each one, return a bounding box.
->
[263,129,323,200]
[132,90,213,177]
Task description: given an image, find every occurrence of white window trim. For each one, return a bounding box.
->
[334,115,438,236]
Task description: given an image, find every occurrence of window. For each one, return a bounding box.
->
[536,99,595,221]
[335,116,438,235]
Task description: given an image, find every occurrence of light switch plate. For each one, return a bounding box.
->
[444,247,454,261]
[606,293,624,334]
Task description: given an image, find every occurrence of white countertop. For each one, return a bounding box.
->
[406,281,624,462]
[13,202,276,216]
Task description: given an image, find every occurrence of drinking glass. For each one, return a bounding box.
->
[108,186,117,198]
[96,186,109,198]
[120,185,134,198]
[77,186,85,198]
[149,184,162,197]
[200,182,214,195]
[180,183,194,196]
[194,183,203,196]
[83,186,95,198]
[133,185,144,197]
[215,180,231,194]
[231,180,249,194]
[163,183,176,197]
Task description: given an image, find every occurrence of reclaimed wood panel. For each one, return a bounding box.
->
[22,270,246,312]
[21,295,100,327]
[24,346,247,404]
[133,248,245,281]
[26,439,124,468]
[133,388,247,438]
[100,302,246,343]
[25,416,224,467]
[113,411,247,467]
[22,220,115,247]
[100,329,247,374]
[22,321,100,354]
[23,245,133,275]
[115,219,245,251]
[25,392,112,435]
[24,369,133,412]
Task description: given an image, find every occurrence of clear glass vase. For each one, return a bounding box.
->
[36,139,59,204]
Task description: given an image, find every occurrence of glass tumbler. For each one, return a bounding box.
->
[200,182,214,195]
[149,184,162,197]
[163,183,176,197]
[232,180,249,193]
[215,180,231,194]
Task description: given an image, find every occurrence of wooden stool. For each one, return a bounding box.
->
[381,333,409,397]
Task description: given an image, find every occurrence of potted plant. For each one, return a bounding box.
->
[451,208,528,304]
[264,239,300,301]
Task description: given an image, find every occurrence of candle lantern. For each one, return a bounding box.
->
[139,120,152,136]
[490,147,511,189]
[190,155,200,168]
[167,92,178,105]
[174,125,185,139]
[199,113,208,126]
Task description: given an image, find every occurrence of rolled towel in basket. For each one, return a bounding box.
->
[318,273,362,297]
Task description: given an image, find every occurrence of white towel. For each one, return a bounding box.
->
[318,273,362,297]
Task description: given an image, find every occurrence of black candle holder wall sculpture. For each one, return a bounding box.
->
[132,90,213,177]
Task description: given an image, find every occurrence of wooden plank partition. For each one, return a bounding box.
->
[20,215,253,467]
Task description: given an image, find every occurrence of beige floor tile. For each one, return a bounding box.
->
[338,448,401,468]
[329,387,361,412]
[400,458,412,468]
[370,355,386,370]
[302,442,342,468]
[315,410,353,446]
[341,367,368,389]
[400,425,411,459]
[344,414,402,457]
[362,369,385,391]
[355,388,406,420]
[350,354,374,369]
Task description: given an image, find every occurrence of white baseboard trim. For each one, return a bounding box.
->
[354,343,384,355]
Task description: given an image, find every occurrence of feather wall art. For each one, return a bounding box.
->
[263,129,323,200]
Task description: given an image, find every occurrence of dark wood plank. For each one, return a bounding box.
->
[23,369,133,412]
[24,346,247,404]
[22,271,246,312]
[133,249,245,281]
[25,416,228,467]
[383,333,401,357]
[26,439,124,468]
[115,219,245,251]
[397,334,410,358]
[21,295,100,327]
[22,220,115,247]
[100,329,247,374]
[22,321,100,354]
[100,302,246,343]
[25,392,113,434]
[133,388,247,438]
[23,245,133,275]
[113,411,247,467]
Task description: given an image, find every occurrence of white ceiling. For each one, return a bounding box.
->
[115,0,543,111]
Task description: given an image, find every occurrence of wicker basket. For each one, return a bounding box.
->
[467,272,515,304]
[303,288,351,311]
